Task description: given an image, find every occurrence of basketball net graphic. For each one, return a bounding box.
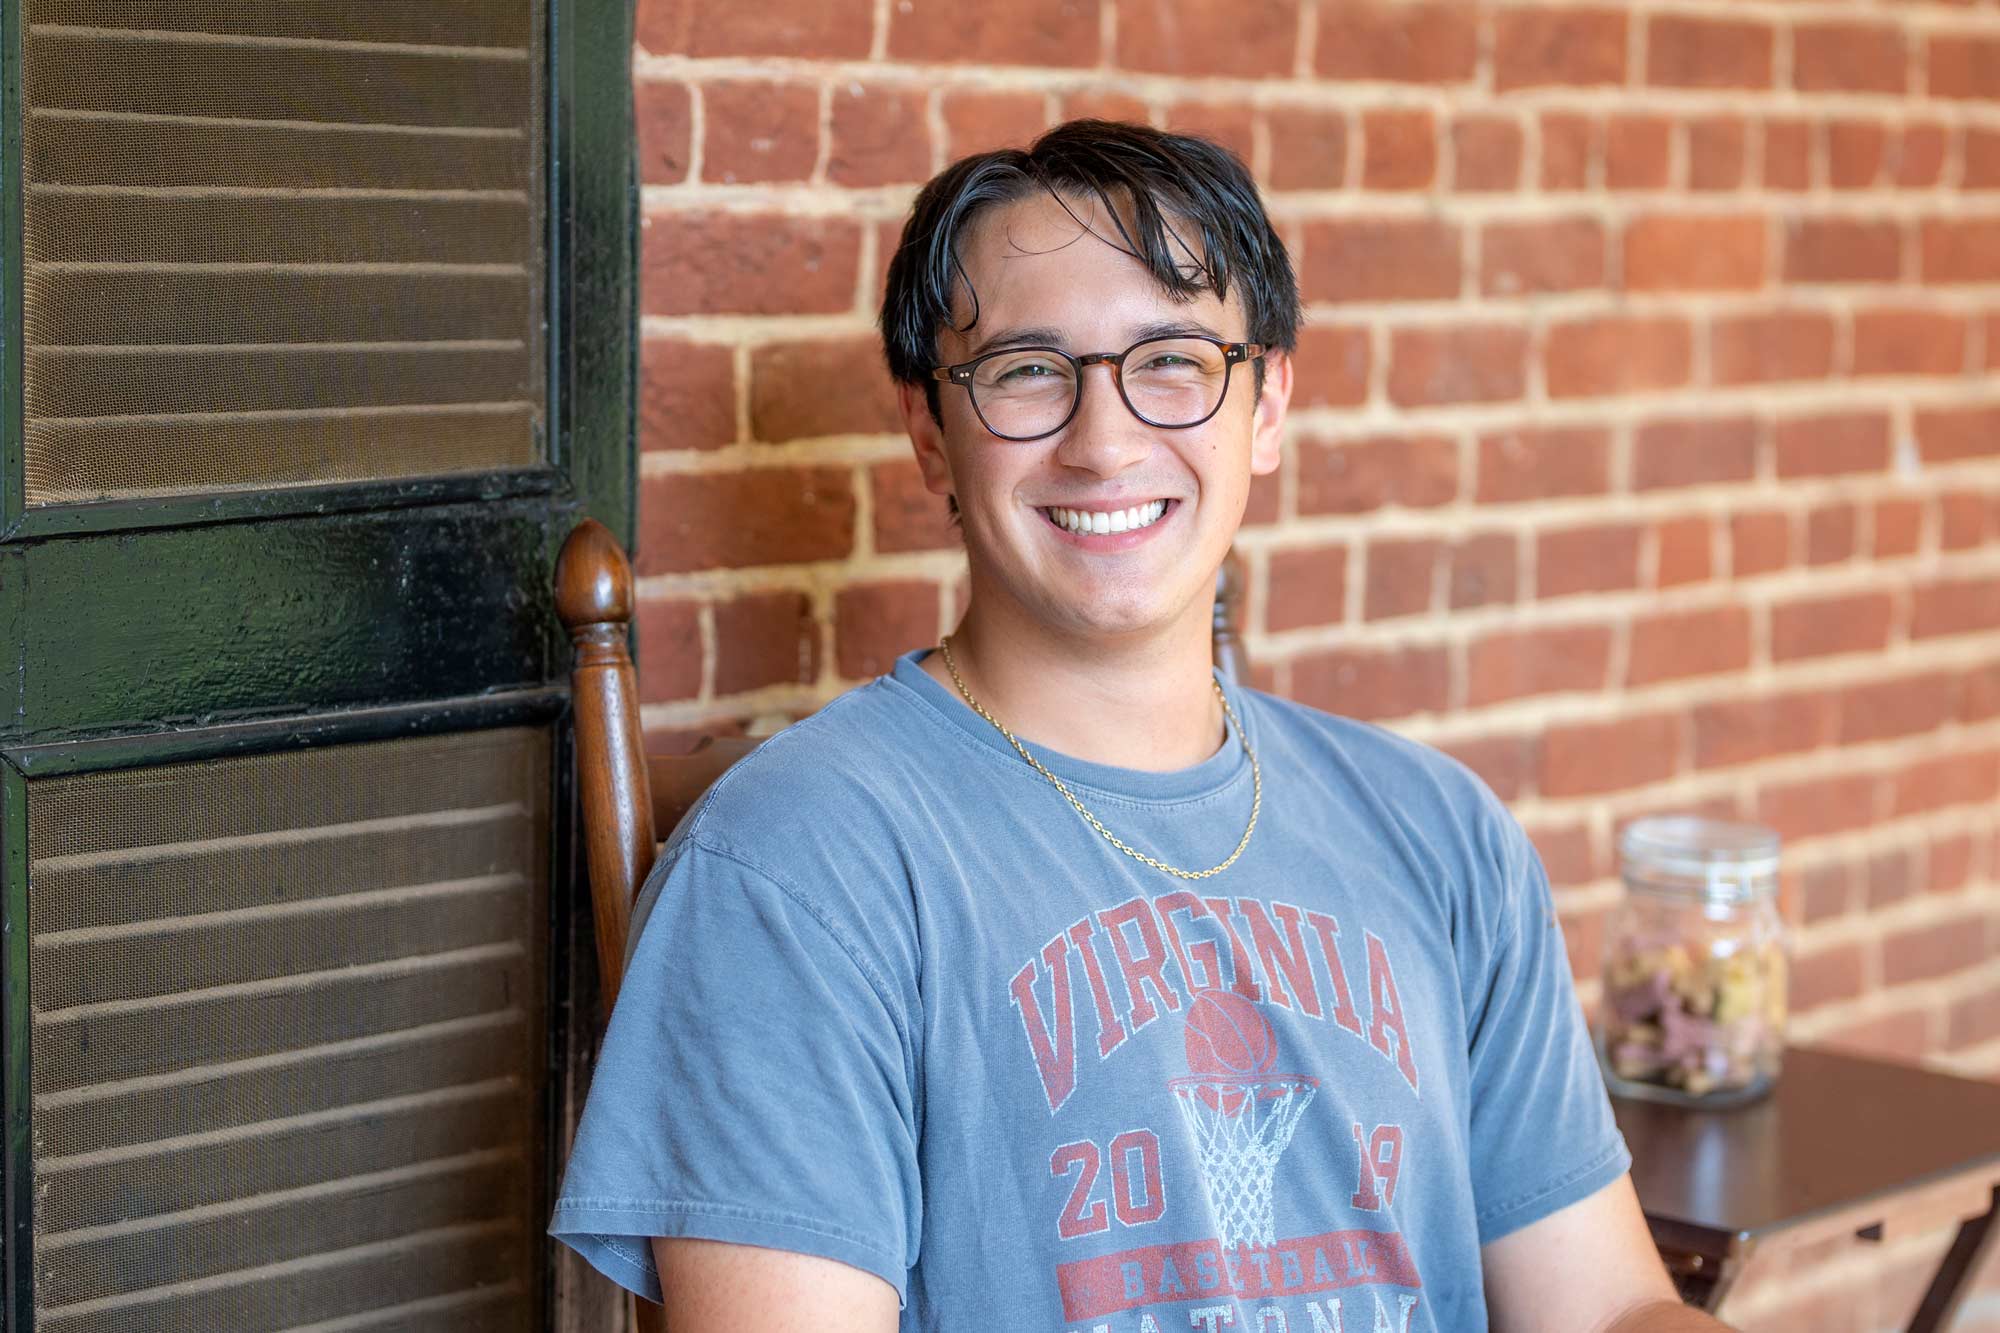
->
[1172,990,1319,1251]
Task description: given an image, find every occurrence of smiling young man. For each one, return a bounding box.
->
[552,121,1731,1332]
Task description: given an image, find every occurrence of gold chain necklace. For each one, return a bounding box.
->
[936,635,1262,881]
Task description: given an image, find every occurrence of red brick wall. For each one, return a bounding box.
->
[630,5,2000,1323]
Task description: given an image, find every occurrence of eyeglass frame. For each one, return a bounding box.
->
[928,335,1268,443]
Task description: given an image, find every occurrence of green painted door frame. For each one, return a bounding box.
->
[0,0,637,1323]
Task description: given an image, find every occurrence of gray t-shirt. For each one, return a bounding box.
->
[551,651,1629,1331]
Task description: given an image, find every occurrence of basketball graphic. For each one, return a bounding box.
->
[1184,988,1278,1077]
[1183,989,1276,1115]
[1170,989,1318,1250]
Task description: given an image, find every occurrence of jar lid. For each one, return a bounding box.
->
[1618,815,1780,901]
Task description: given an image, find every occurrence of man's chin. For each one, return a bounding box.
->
[1035,582,1215,645]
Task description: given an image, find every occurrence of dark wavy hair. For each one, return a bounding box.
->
[880,120,1300,422]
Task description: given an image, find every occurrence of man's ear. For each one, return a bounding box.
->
[898,380,957,498]
[1249,349,1293,478]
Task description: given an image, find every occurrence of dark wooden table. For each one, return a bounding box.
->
[1613,1046,2000,1329]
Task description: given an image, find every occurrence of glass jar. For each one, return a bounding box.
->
[1597,816,1789,1108]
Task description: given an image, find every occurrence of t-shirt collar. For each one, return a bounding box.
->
[886,648,1253,806]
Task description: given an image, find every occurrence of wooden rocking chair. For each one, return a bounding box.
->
[554,517,1248,1327]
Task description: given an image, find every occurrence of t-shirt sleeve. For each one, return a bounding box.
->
[548,836,921,1305]
[1463,805,1631,1245]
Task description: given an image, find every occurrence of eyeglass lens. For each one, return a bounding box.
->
[969,337,1234,439]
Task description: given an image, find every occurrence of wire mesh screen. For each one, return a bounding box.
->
[25,727,549,1331]
[19,0,545,506]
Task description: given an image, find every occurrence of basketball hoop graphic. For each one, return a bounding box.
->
[1171,989,1318,1251]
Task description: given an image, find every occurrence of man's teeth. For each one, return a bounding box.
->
[1044,500,1169,536]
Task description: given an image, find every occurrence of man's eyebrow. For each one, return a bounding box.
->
[963,319,1231,361]
[1130,318,1228,343]
[964,327,1067,360]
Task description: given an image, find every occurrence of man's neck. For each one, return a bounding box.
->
[921,600,1226,774]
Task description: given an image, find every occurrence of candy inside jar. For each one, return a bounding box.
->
[1597,817,1788,1107]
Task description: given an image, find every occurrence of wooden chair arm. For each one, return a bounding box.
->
[555,519,657,1022]
[1213,546,1247,685]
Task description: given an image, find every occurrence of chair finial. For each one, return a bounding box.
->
[556,518,634,632]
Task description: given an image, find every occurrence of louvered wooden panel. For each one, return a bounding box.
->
[25,728,548,1332]
[25,0,532,46]
[18,0,544,506]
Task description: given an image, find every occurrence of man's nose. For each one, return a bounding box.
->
[1051,362,1152,475]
